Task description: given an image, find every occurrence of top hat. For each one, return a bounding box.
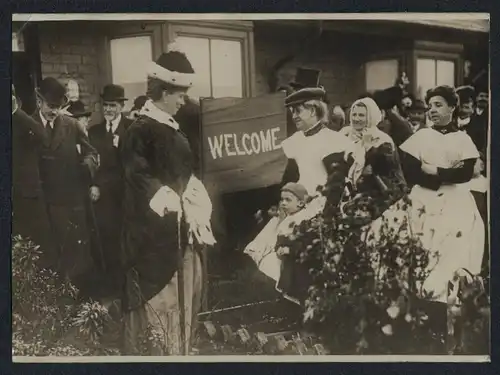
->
[35,77,69,107]
[285,87,326,107]
[101,84,128,102]
[290,67,322,90]
[65,100,92,118]
[147,41,195,88]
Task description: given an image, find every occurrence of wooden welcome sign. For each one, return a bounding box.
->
[200,92,288,194]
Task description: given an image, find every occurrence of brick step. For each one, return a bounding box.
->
[197,320,328,355]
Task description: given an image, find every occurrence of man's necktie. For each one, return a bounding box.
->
[45,123,53,141]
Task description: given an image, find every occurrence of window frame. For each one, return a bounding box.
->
[363,51,406,93]
[166,22,255,98]
[411,41,463,98]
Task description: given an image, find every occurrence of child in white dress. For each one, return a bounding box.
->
[244,183,309,288]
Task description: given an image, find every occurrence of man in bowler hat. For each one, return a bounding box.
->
[32,77,99,295]
[87,84,132,296]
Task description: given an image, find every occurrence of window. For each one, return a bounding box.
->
[176,36,244,99]
[416,58,455,98]
[169,22,254,98]
[109,36,153,111]
[365,59,399,92]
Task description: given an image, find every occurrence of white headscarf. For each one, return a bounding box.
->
[341,97,392,187]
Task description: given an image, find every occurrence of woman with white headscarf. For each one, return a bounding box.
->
[340,97,408,244]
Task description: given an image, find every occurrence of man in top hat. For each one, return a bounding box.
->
[120,42,214,355]
[31,77,99,294]
[87,84,132,294]
[12,84,54,268]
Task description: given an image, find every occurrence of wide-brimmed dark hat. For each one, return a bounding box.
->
[147,41,195,88]
[101,84,128,102]
[285,87,326,107]
[65,100,92,118]
[35,77,69,107]
[290,67,322,90]
[456,85,476,104]
[373,86,404,111]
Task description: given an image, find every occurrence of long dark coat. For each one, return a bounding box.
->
[120,114,194,311]
[88,116,132,280]
[12,108,53,266]
[32,112,99,289]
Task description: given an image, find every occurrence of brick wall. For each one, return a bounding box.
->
[38,23,105,125]
[253,23,410,107]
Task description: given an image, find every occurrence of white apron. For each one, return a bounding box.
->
[400,128,485,302]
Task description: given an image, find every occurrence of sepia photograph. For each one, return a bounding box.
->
[11,13,490,361]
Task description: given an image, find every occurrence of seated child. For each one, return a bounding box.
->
[244,183,308,285]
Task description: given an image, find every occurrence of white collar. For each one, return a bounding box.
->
[140,100,179,130]
[39,111,54,128]
[476,108,485,116]
[106,114,122,133]
[457,117,471,128]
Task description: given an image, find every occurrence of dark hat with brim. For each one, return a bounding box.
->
[456,85,476,104]
[408,99,428,112]
[147,41,195,88]
[285,87,326,107]
[35,77,69,107]
[65,100,92,118]
[101,84,128,102]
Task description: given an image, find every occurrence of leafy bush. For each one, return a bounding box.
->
[12,235,120,356]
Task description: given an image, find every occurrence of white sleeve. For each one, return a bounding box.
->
[460,133,481,160]
[399,130,426,160]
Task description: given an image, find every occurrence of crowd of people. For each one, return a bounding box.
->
[12,39,489,355]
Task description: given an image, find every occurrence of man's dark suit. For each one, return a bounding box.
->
[88,115,132,293]
[32,111,99,290]
[12,108,53,266]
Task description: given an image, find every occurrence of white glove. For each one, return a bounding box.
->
[149,186,181,217]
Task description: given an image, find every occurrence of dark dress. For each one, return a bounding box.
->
[32,112,99,291]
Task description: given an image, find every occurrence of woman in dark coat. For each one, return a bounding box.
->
[120,45,215,355]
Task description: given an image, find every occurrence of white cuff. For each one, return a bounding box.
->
[149,186,181,217]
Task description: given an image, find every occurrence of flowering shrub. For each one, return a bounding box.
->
[12,235,119,356]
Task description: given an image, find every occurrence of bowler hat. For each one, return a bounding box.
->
[290,67,322,90]
[101,84,128,102]
[66,100,92,118]
[456,85,476,104]
[285,87,326,107]
[35,77,69,107]
[408,99,427,112]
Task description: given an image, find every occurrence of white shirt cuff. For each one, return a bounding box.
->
[149,186,181,217]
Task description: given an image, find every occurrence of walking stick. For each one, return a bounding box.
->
[177,210,187,355]
[88,198,106,271]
